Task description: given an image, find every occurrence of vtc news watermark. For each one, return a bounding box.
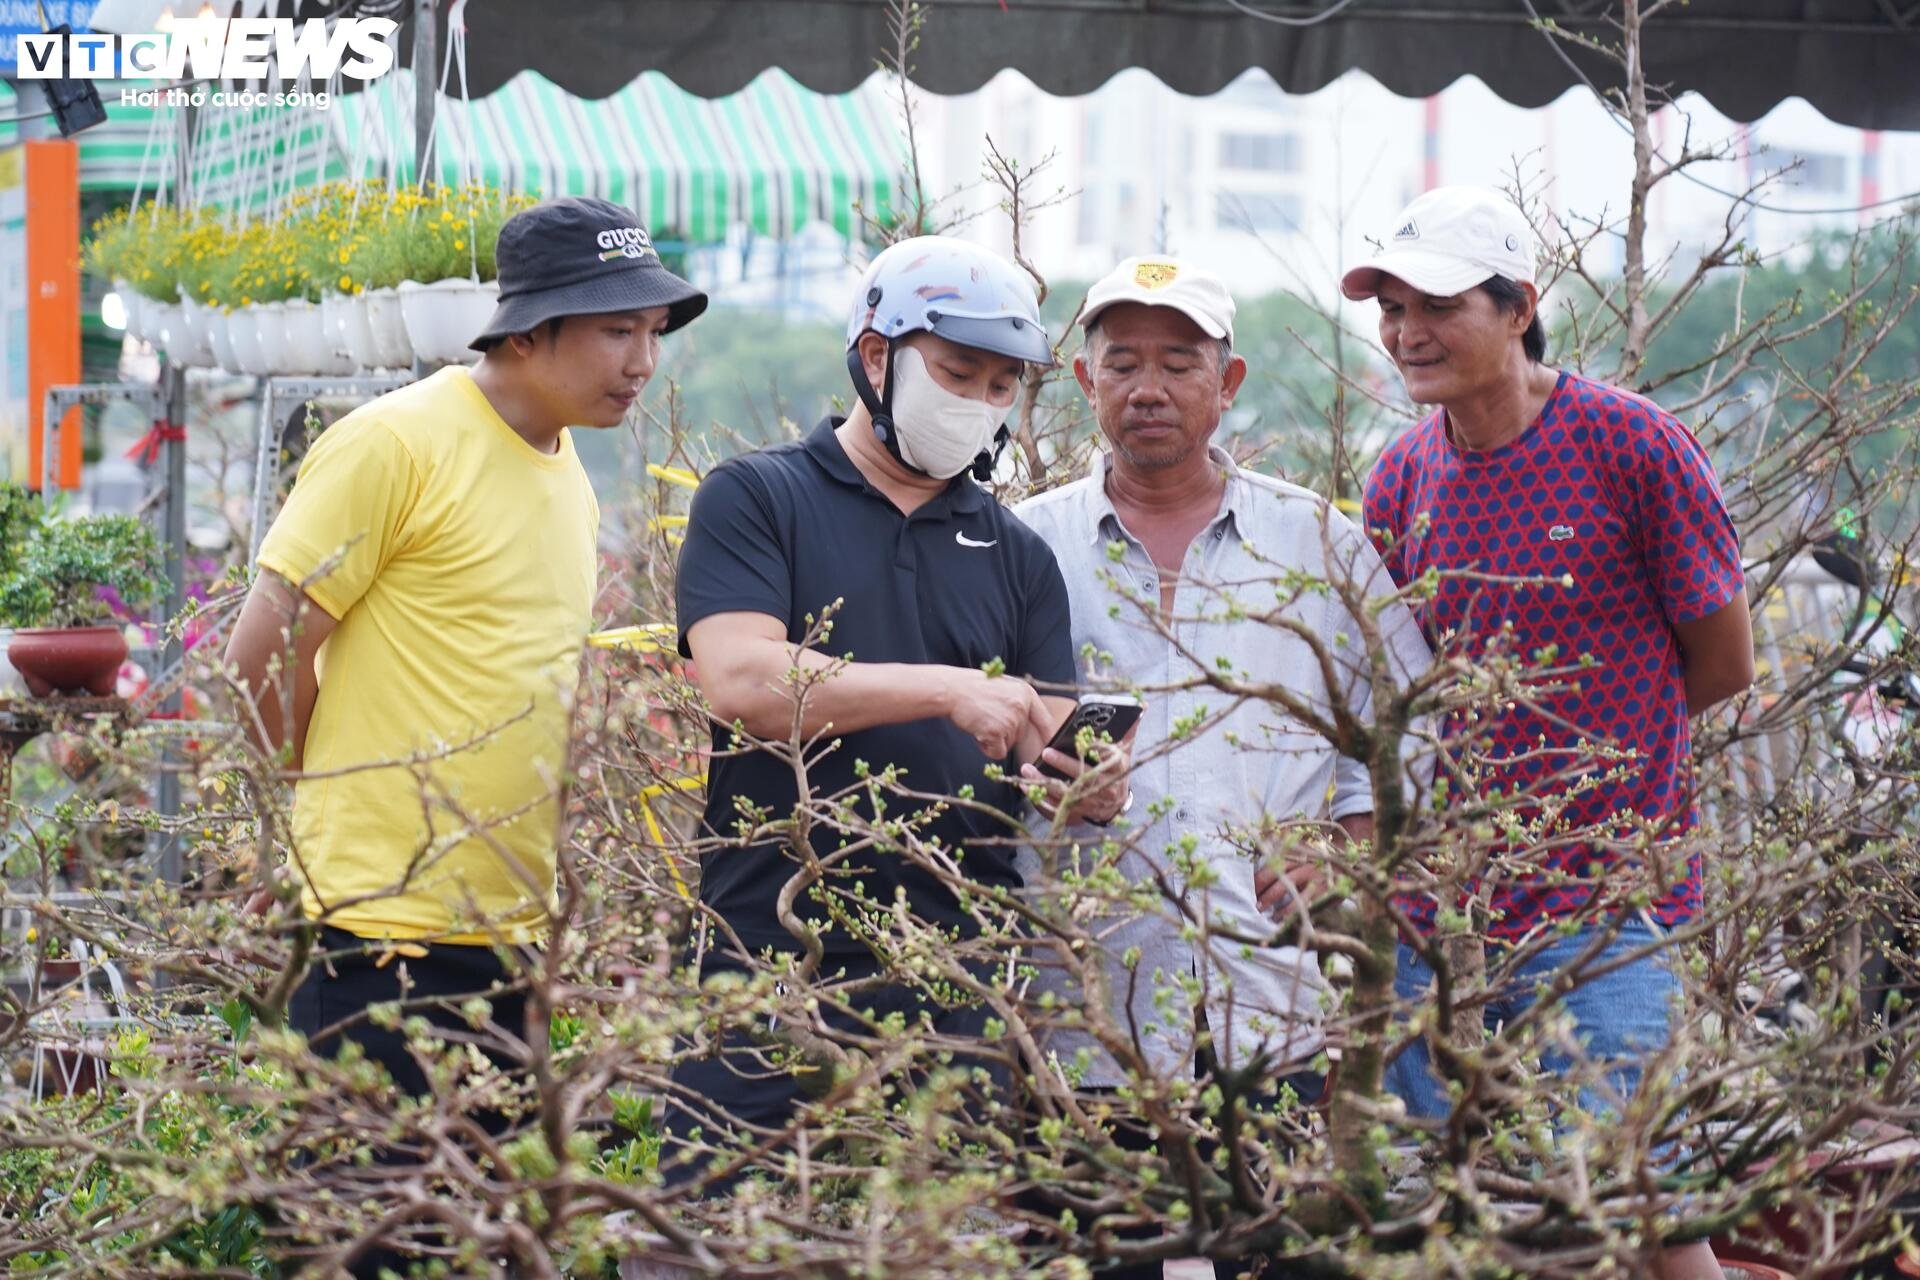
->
[15,17,399,111]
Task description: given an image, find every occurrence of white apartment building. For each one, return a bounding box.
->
[910,67,1920,302]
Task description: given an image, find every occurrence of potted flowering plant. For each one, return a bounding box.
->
[334,182,420,368]
[393,183,531,364]
[291,182,391,371]
[266,187,352,375]
[86,205,223,365]
[0,514,167,698]
[81,208,142,339]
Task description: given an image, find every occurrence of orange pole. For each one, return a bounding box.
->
[25,138,81,492]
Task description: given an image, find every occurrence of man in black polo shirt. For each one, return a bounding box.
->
[667,236,1126,1174]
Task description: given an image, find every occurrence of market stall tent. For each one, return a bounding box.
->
[417,0,1920,131]
[1,69,900,239]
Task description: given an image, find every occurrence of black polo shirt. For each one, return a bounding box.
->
[675,416,1075,958]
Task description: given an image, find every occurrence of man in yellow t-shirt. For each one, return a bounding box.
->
[226,198,705,1141]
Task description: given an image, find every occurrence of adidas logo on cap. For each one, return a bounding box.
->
[1393,220,1419,241]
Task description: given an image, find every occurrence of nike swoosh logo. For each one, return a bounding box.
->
[956,531,998,548]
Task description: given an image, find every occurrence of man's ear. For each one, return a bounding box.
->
[1219,352,1249,410]
[1514,281,1542,336]
[1073,350,1096,402]
[857,330,891,389]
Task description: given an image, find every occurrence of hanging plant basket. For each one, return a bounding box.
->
[168,291,219,367]
[116,280,148,342]
[397,278,498,366]
[206,307,241,372]
[146,301,183,357]
[323,293,381,372]
[227,306,275,377]
[282,298,353,375]
[253,300,297,374]
[362,286,417,368]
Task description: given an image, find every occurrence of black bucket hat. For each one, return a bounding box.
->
[470,197,709,351]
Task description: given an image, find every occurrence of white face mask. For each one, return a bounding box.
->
[887,346,1006,479]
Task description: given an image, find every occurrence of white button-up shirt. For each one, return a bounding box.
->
[1013,447,1430,1085]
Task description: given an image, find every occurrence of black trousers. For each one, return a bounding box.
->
[1046,1062,1326,1280]
[660,951,1001,1191]
[288,926,530,1278]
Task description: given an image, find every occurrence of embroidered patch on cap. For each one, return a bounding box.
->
[1134,261,1179,289]
[595,226,655,261]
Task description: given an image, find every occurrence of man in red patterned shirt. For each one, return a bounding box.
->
[1352,186,1752,1280]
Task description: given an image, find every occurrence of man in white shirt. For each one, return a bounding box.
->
[1014,254,1430,1161]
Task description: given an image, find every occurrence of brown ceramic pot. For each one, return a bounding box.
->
[7,626,127,698]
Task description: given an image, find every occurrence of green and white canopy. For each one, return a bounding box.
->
[1,67,902,241]
[329,67,901,241]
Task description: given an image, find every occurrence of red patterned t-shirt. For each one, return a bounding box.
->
[1363,371,1744,939]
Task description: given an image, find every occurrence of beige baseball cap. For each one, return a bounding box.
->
[1342,186,1538,302]
[1082,255,1236,345]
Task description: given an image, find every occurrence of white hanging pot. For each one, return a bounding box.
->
[128,291,156,343]
[363,286,417,368]
[253,300,297,374]
[114,280,144,341]
[169,291,219,367]
[283,298,353,375]
[147,301,182,356]
[206,307,240,372]
[322,293,375,371]
[227,304,275,377]
[397,278,498,366]
[328,291,384,368]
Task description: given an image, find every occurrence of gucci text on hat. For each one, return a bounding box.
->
[471,197,709,351]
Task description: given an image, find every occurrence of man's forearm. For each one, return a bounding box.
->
[225,573,332,771]
[716,642,961,740]
[1684,661,1750,716]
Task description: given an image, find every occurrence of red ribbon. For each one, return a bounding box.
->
[126,419,187,467]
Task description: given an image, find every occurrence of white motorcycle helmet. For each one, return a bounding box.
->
[845,236,1055,480]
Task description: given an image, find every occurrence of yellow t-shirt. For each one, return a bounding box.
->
[256,366,599,944]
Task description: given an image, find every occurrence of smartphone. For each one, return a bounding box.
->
[1036,693,1143,780]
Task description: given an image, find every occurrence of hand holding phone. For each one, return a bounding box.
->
[1036,693,1143,781]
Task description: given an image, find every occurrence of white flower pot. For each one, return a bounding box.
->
[283,298,354,375]
[322,293,378,371]
[147,301,182,355]
[227,305,275,377]
[397,278,498,366]
[342,293,385,370]
[363,286,417,368]
[121,287,148,342]
[253,301,296,374]
[168,291,219,367]
[207,308,241,372]
[113,280,141,341]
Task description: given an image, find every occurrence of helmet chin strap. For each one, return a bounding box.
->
[848,332,1009,483]
[970,424,1011,483]
[848,336,926,475]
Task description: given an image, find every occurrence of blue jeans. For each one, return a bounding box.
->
[1385,919,1681,1121]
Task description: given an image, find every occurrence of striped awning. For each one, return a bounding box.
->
[3,66,900,240]
[330,67,900,241]
[0,80,180,193]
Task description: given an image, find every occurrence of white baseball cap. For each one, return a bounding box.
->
[1082,256,1236,345]
[1341,186,1538,302]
